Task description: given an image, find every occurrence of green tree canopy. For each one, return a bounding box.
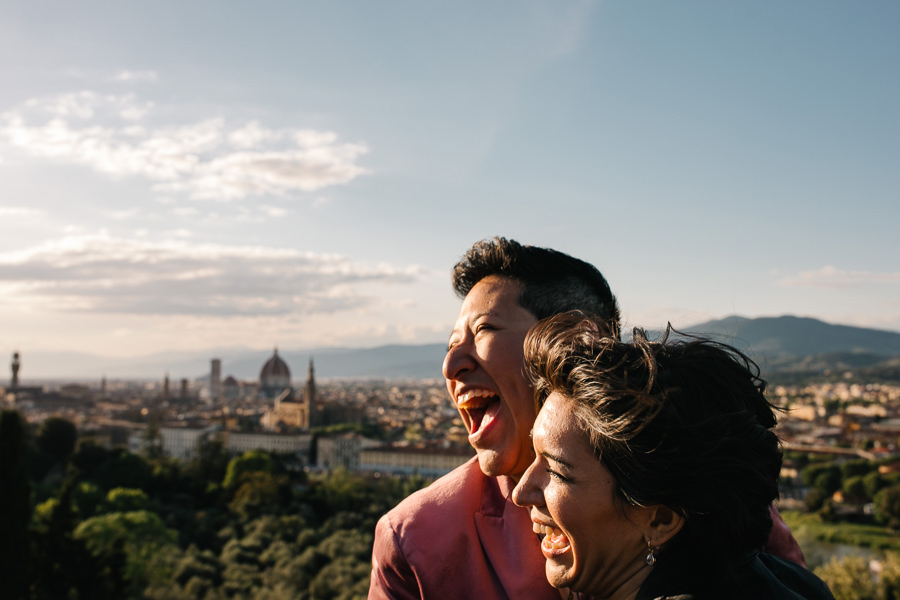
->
[102,487,152,513]
[37,416,78,465]
[815,555,877,600]
[875,484,900,530]
[223,450,274,489]
[0,410,31,599]
[74,510,180,595]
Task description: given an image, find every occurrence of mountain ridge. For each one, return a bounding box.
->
[11,315,900,382]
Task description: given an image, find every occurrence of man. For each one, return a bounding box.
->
[368,237,802,600]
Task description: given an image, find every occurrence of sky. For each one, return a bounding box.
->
[1,1,898,368]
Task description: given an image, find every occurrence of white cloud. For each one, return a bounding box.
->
[0,233,421,318]
[0,206,44,217]
[260,205,288,217]
[157,144,370,199]
[782,266,900,288]
[171,206,199,216]
[102,208,141,220]
[1,91,371,200]
[112,70,160,83]
[228,120,281,148]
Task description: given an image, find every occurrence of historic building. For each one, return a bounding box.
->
[259,348,292,398]
[261,356,318,431]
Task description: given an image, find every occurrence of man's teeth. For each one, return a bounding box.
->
[457,389,496,405]
[532,523,569,550]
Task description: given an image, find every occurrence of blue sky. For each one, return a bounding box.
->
[1,1,898,361]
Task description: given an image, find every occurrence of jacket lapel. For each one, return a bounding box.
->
[474,475,561,600]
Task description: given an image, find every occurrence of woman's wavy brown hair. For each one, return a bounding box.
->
[524,311,783,566]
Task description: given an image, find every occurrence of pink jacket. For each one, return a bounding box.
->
[368,457,805,599]
[369,457,561,600]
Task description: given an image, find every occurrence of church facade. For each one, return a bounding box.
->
[259,350,318,431]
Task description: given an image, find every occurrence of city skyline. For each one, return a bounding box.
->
[1,2,898,360]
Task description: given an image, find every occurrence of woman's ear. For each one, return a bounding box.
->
[642,505,685,547]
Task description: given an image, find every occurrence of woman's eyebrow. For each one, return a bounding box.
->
[540,449,573,470]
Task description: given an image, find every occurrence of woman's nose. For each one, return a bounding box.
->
[511,461,542,508]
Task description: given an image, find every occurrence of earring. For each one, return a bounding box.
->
[645,542,657,567]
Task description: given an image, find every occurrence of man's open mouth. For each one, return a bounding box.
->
[457,390,500,434]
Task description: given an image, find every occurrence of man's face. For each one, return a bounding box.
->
[442,275,538,480]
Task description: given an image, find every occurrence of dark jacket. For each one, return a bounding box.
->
[633,550,834,600]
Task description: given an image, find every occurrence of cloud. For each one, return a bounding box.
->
[0,206,44,217]
[782,266,900,289]
[112,70,160,83]
[0,233,421,317]
[0,92,370,200]
[260,205,288,217]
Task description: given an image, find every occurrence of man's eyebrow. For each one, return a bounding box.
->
[540,449,573,470]
[448,310,501,342]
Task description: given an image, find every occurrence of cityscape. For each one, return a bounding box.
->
[7,341,900,490]
[2,3,897,598]
[6,326,900,598]
[5,348,475,478]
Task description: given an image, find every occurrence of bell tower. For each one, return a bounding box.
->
[11,351,20,388]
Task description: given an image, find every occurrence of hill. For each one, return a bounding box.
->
[680,315,900,383]
[14,316,900,383]
[17,343,449,382]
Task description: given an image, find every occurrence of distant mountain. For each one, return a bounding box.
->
[227,345,448,381]
[17,343,449,382]
[14,315,900,383]
[683,315,900,358]
[679,315,900,381]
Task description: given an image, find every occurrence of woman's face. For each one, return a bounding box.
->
[512,392,652,599]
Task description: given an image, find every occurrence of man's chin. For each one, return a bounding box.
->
[475,450,502,477]
[475,449,519,479]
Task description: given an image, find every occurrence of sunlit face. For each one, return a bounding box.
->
[442,275,538,480]
[512,392,652,598]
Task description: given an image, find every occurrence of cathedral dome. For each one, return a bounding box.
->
[260,348,291,391]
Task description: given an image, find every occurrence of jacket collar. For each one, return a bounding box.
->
[473,474,562,600]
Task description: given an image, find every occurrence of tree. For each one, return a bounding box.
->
[74,510,180,595]
[0,410,31,600]
[142,419,164,460]
[814,468,843,496]
[72,480,105,518]
[875,484,900,530]
[815,556,877,600]
[310,468,367,514]
[184,437,230,489]
[228,472,289,519]
[223,450,274,489]
[30,473,117,599]
[842,475,868,503]
[841,459,873,480]
[804,487,830,512]
[101,487,152,513]
[94,449,154,491]
[802,462,842,492]
[37,416,78,465]
[863,470,887,500]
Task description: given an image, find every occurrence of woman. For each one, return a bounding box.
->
[512,312,833,600]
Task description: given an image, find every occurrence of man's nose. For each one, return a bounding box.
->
[442,337,476,380]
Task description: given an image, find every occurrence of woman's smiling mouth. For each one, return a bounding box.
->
[533,522,571,555]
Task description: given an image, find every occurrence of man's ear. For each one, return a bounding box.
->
[642,505,685,547]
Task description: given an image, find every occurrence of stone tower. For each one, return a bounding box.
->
[11,351,20,388]
[305,358,316,406]
[210,358,222,404]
